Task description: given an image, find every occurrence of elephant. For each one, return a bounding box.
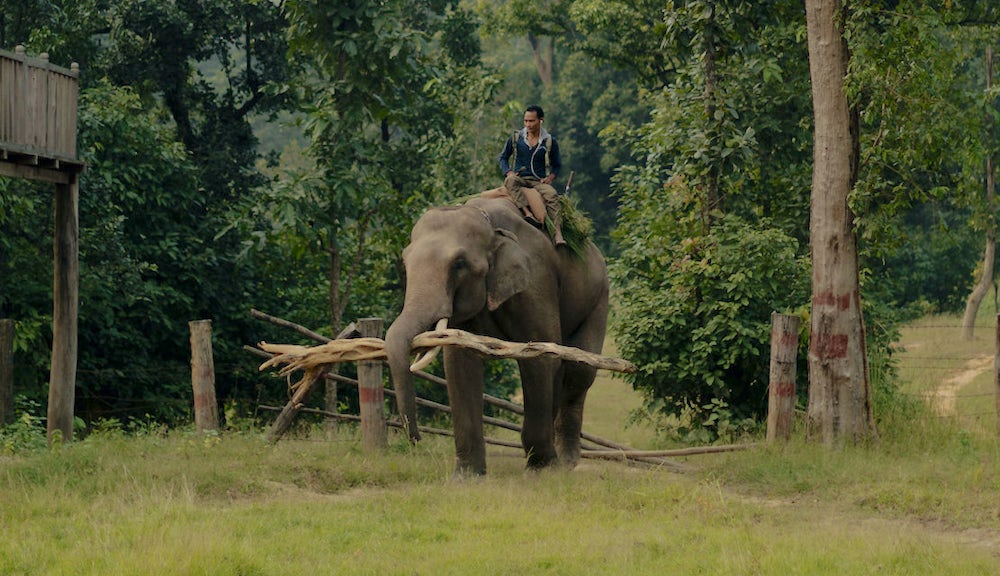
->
[384,196,609,476]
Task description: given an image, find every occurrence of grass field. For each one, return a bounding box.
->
[3,316,1000,574]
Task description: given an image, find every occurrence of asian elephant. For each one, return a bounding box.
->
[384,196,609,476]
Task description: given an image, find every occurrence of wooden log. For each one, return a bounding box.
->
[0,319,13,425]
[47,175,78,445]
[251,343,637,452]
[410,329,636,373]
[251,320,361,443]
[258,405,523,449]
[257,327,636,376]
[581,444,754,458]
[189,320,219,433]
[357,318,387,450]
[264,368,323,443]
[250,308,331,343]
[767,312,800,443]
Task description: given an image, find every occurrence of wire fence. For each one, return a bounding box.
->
[884,319,998,431]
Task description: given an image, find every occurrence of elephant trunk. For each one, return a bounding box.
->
[385,311,448,443]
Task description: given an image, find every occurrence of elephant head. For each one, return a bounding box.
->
[384,205,531,442]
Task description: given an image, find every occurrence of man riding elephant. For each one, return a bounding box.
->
[498,104,566,246]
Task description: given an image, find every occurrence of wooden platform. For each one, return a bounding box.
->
[0,45,82,443]
[0,45,83,182]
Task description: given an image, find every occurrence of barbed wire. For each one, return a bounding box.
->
[901,323,996,329]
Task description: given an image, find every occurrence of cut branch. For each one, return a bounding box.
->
[257,327,636,376]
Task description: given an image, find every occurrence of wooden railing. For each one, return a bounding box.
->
[0,45,80,164]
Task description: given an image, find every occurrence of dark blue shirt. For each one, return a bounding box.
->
[498,128,561,181]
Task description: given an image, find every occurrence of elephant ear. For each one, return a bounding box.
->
[487,228,530,311]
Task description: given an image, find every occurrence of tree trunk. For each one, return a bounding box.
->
[962,46,996,340]
[527,33,554,86]
[804,0,876,445]
[326,238,343,435]
[702,5,720,229]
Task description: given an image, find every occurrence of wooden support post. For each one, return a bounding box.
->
[47,175,78,445]
[264,370,321,443]
[189,320,219,433]
[767,312,800,443]
[357,317,387,450]
[0,319,13,425]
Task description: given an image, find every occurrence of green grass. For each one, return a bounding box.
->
[4,316,1000,574]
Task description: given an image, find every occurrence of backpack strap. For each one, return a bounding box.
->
[511,131,520,168]
[511,130,553,177]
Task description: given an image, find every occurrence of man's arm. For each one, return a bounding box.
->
[498,136,515,175]
[542,136,561,184]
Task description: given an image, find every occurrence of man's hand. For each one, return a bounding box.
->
[542,174,556,185]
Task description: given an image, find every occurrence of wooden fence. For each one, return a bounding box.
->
[0,45,80,164]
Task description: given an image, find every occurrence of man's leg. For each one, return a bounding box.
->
[521,187,547,223]
[534,182,566,246]
[503,173,535,220]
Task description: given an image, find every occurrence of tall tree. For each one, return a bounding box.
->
[961,46,996,339]
[804,0,876,444]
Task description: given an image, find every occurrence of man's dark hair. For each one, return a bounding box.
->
[526,104,544,119]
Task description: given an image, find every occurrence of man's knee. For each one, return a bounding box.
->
[535,182,558,200]
[504,173,523,191]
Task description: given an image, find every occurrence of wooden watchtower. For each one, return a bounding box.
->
[0,45,84,443]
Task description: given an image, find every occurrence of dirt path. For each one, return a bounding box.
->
[933,355,994,416]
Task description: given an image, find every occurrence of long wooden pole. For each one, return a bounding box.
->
[47,174,78,445]
[256,405,695,470]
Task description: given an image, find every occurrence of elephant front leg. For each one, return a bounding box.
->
[554,363,597,469]
[519,357,559,469]
[443,347,487,476]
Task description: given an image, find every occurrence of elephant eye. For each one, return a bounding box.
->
[452,256,468,271]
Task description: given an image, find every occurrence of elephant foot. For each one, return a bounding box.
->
[451,463,487,480]
[525,448,558,470]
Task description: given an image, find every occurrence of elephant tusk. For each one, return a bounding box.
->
[409,318,448,373]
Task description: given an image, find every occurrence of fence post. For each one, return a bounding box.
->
[767,312,800,443]
[0,319,13,425]
[189,319,219,433]
[357,317,387,450]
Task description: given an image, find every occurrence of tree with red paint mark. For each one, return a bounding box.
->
[804,0,876,444]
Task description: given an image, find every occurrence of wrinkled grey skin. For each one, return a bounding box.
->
[384,197,609,476]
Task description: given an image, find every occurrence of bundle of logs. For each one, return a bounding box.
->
[247,309,750,470]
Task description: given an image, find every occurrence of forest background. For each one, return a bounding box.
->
[1,0,998,441]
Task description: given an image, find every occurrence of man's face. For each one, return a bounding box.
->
[523,111,541,135]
